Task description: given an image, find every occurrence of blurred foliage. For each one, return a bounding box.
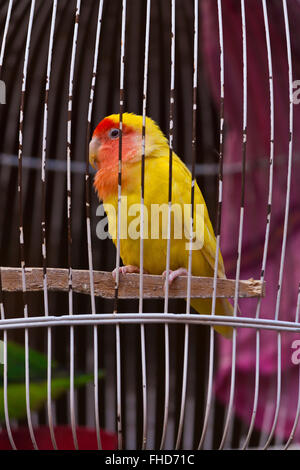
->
[0,341,104,421]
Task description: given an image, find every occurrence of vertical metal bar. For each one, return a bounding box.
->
[0,0,16,451]
[242,0,275,449]
[262,335,281,449]
[263,0,293,449]
[41,0,58,451]
[160,0,175,450]
[0,295,16,449]
[85,0,104,451]
[175,0,198,450]
[18,0,38,451]
[67,0,81,450]
[113,0,127,450]
[284,285,300,449]
[2,330,16,449]
[198,0,224,449]
[0,0,13,75]
[219,0,247,449]
[139,0,151,450]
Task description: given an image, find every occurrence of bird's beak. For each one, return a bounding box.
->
[89,137,100,169]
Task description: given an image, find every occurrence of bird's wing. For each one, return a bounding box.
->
[172,154,226,279]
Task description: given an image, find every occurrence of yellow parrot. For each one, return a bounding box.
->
[89,113,233,337]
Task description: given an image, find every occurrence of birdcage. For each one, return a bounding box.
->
[0,0,300,451]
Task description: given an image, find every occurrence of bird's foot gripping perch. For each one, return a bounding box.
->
[112,265,148,280]
[162,267,188,285]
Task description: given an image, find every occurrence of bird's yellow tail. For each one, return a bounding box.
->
[190,298,233,338]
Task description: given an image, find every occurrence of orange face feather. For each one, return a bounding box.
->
[90,113,170,201]
[89,115,142,200]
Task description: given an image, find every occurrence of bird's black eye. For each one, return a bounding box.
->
[109,128,120,139]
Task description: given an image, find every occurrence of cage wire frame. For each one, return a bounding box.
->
[0,0,299,451]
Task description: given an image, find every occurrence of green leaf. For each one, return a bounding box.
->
[0,371,104,422]
[0,341,57,382]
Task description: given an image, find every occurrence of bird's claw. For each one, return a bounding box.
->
[112,265,142,280]
[162,267,188,286]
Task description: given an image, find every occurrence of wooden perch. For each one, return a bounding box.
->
[0,267,265,299]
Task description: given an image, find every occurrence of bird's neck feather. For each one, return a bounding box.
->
[93,145,169,202]
[94,160,141,202]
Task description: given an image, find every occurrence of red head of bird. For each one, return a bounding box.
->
[89,113,168,200]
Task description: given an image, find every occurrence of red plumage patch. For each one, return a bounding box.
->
[94,117,117,137]
[93,116,134,139]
